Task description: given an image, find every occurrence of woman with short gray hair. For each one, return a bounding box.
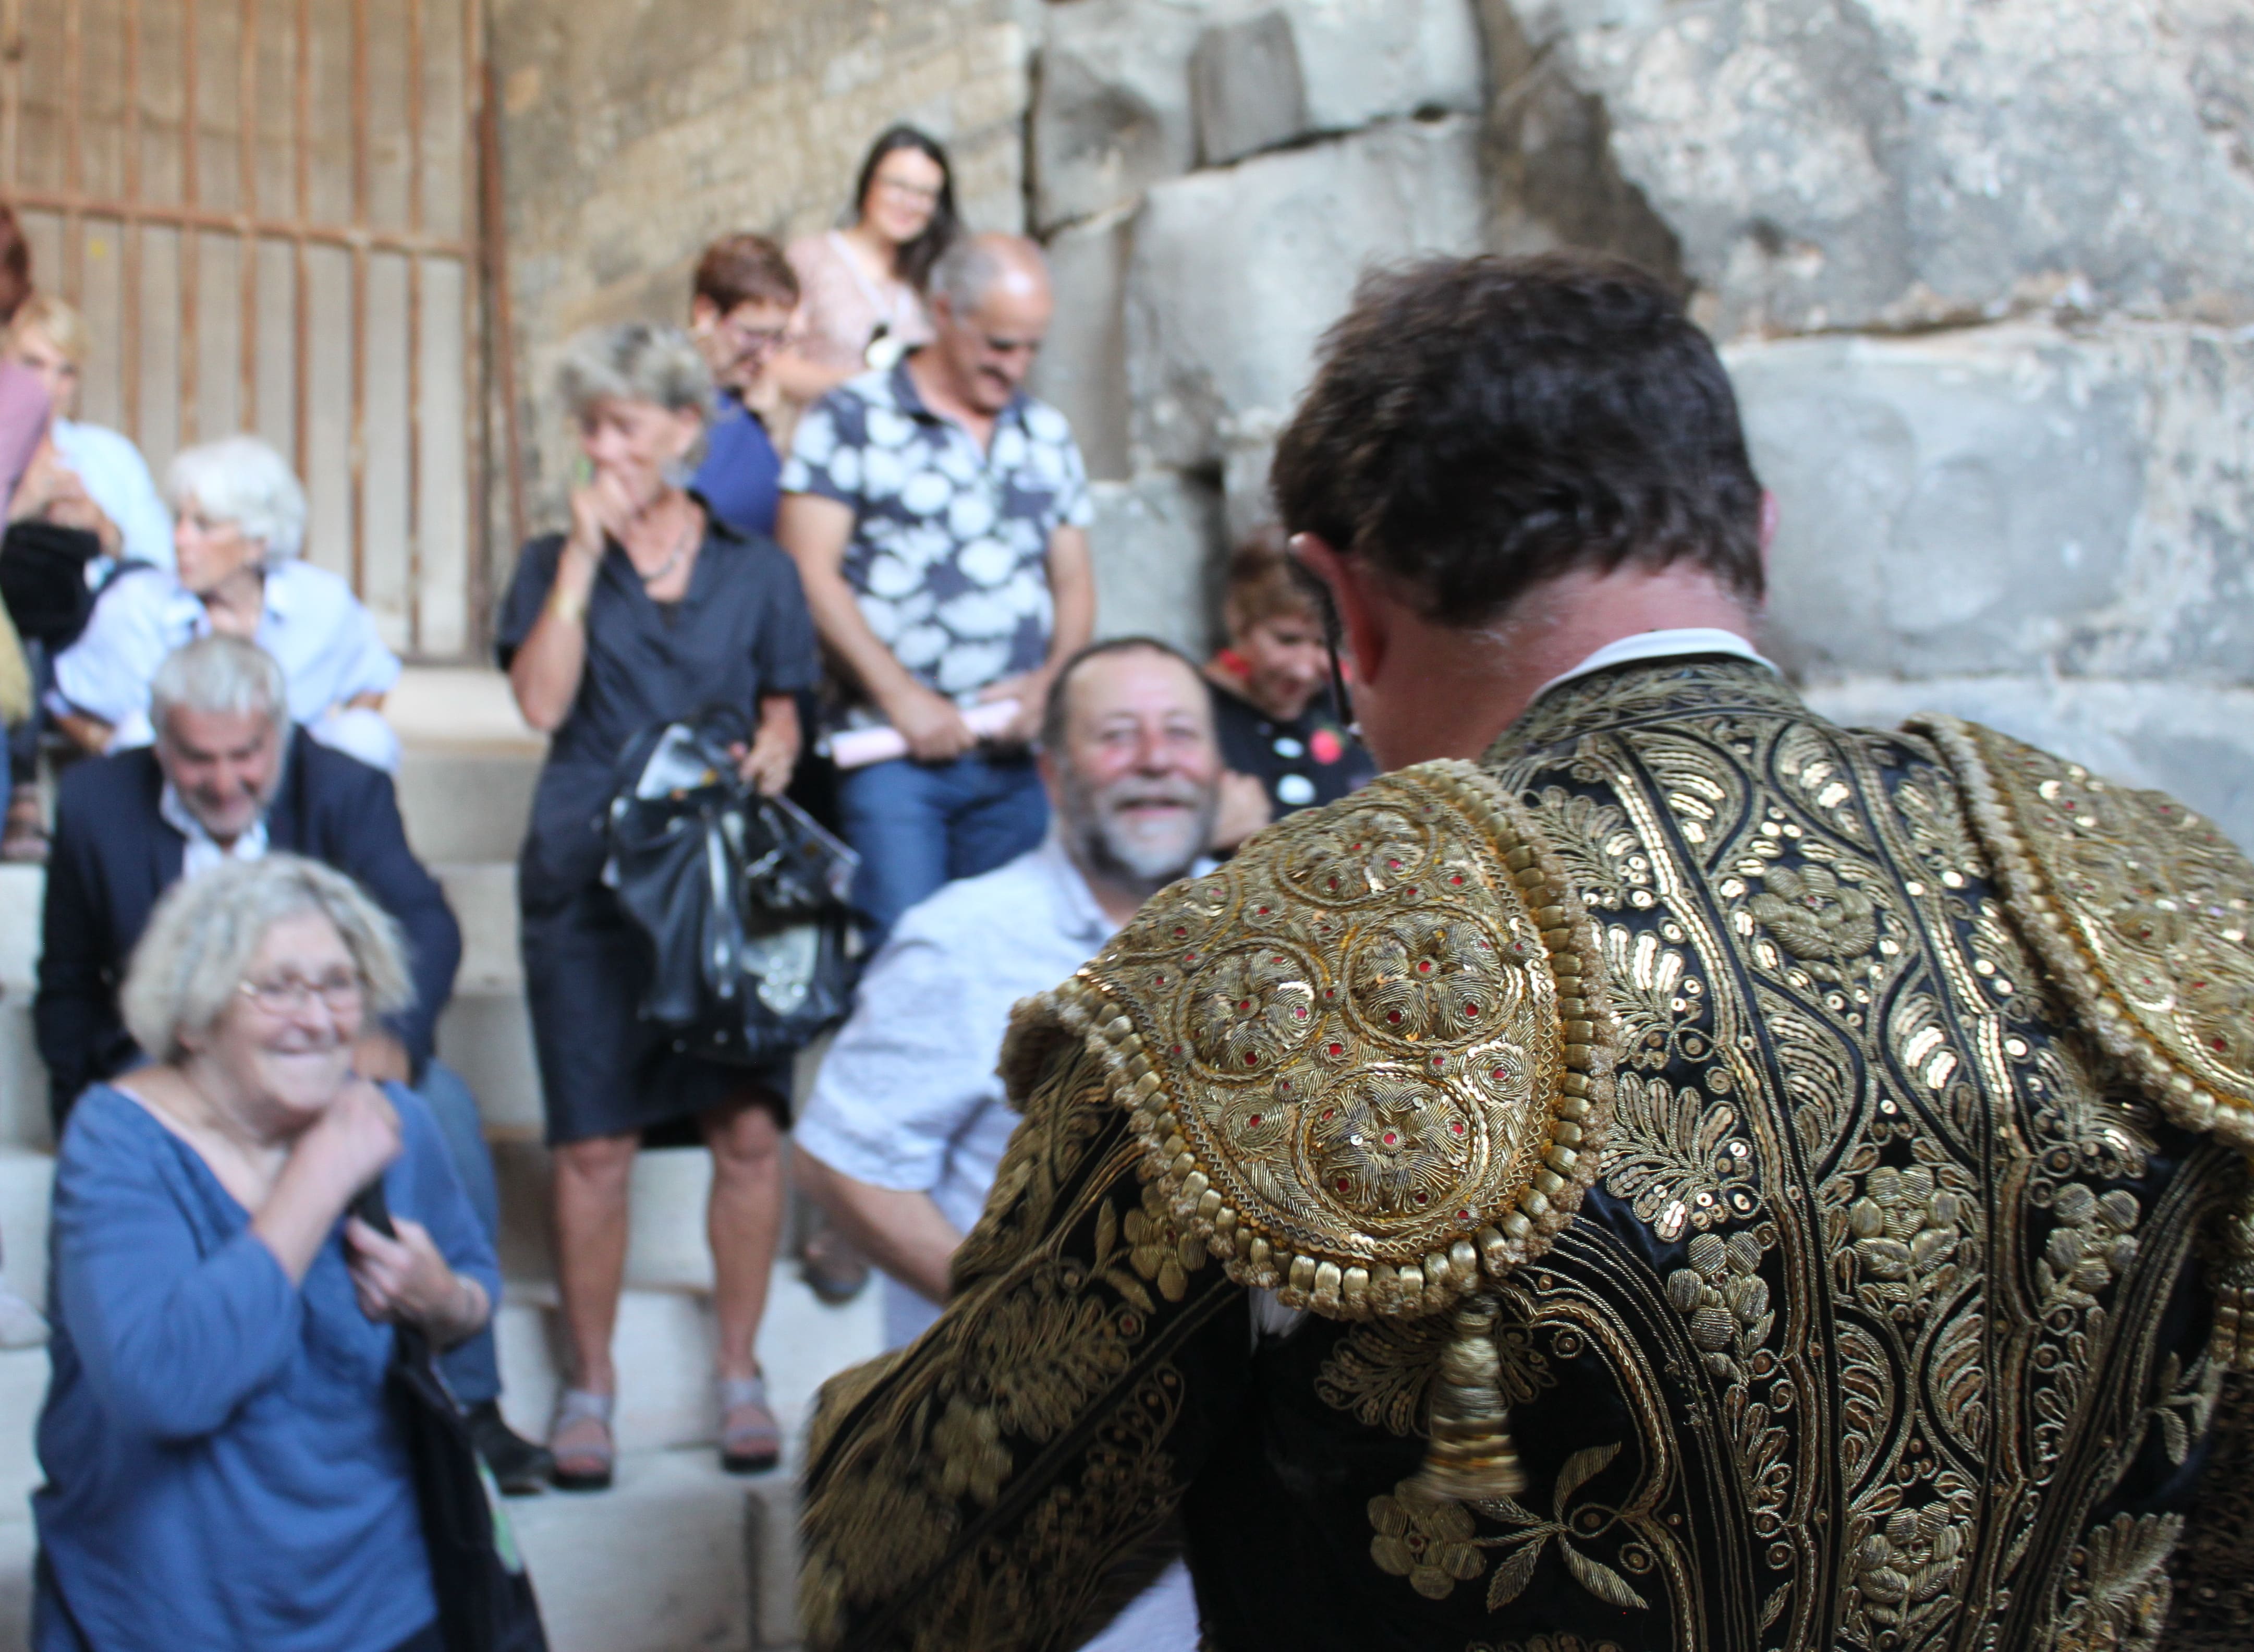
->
[498,320,819,1488]
[33,854,499,1652]
[51,432,401,771]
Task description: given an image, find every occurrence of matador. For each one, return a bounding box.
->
[799,252,2254,1652]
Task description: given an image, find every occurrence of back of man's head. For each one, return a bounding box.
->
[1271,253,1764,627]
[151,634,286,739]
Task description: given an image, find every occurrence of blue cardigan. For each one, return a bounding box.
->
[32,1084,500,1652]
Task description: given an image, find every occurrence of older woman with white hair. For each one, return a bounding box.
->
[499,320,817,1489]
[32,854,498,1652]
[50,433,401,771]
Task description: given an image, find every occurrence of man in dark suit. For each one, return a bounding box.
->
[33,633,552,1490]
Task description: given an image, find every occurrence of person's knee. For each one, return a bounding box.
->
[705,1100,784,1176]
[554,1133,638,1189]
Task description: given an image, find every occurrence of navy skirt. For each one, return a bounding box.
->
[519,881,790,1146]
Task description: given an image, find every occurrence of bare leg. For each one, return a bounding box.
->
[552,1131,638,1394]
[703,1093,786,1383]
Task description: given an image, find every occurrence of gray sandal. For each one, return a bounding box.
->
[549,1387,615,1491]
[718,1374,781,1474]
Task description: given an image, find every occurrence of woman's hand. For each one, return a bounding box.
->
[732,735,797,797]
[344,1215,489,1344]
[293,1077,404,1205]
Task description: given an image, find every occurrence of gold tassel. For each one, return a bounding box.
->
[1413,1293,1528,1501]
[2213,1156,2254,1376]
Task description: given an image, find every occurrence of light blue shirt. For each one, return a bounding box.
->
[795,833,1116,1349]
[51,558,403,771]
[50,417,174,573]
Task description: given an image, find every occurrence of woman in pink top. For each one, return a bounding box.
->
[773,127,958,412]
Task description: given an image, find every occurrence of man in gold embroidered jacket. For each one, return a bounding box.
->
[799,254,2254,1652]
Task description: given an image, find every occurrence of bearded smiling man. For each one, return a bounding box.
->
[792,636,1222,1652]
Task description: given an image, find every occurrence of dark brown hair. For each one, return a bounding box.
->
[692,232,799,314]
[1271,252,1764,626]
[0,204,30,326]
[1223,527,1320,637]
[851,125,959,294]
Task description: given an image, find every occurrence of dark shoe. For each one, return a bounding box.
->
[800,1226,871,1306]
[718,1374,782,1475]
[1,785,46,864]
[467,1401,554,1497]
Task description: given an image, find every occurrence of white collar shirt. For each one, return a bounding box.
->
[160,782,271,881]
[1534,626,1776,701]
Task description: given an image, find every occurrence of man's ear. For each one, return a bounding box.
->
[689,295,719,333]
[1288,533,1389,688]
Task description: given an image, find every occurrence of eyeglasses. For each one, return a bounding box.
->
[238,970,363,1015]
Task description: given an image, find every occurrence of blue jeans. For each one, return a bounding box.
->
[836,749,1051,943]
[416,1061,503,1408]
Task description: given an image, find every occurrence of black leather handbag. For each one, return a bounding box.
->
[352,1186,550,1652]
[605,704,862,1067]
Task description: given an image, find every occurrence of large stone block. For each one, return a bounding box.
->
[1027,209,1135,480]
[1504,0,2254,334]
[1125,115,1487,472]
[1088,472,1226,657]
[1801,676,2254,859]
[1030,0,1207,232]
[1737,322,2254,685]
[1194,0,1487,166]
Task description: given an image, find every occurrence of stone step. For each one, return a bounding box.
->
[0,1341,49,1525]
[0,1511,28,1648]
[0,1147,52,1314]
[388,666,546,867]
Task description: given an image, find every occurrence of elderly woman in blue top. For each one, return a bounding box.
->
[33,853,499,1652]
[51,434,401,771]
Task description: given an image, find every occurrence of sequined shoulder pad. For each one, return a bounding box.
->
[1002,759,1621,1321]
[1909,713,2254,1149]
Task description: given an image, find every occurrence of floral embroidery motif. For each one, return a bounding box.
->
[1748,861,1878,978]
[2037,1183,2141,1314]
[1367,1443,1654,1614]
[1839,1161,1972,1324]
[1604,1072,1758,1241]
[2053,1511,2182,1652]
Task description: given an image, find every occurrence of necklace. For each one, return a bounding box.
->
[632,496,700,588]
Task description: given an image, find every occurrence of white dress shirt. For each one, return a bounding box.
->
[51,558,402,772]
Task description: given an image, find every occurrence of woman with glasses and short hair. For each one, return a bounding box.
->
[32,854,497,1652]
[687,232,801,541]
[771,125,958,413]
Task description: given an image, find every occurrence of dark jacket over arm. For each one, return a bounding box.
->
[32,729,461,1125]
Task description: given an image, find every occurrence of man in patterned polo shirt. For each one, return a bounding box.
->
[777,232,1095,940]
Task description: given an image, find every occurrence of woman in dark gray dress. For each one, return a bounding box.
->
[498,323,817,1489]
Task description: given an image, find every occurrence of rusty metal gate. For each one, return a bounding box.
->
[2,0,490,660]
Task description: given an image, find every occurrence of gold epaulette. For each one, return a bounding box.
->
[1909,715,2254,1369]
[1005,760,1623,1495]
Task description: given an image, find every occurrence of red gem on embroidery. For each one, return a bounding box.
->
[1491,1068,1507,1082]
[1382,1132,1398,1147]
[1174,927,1187,939]
[1237,999,1251,1012]
[1452,1121,1466,1136]
[1451,875,1465,885]
[1294,1007,1308,1019]
[1387,1010,1404,1025]
[1388,859,1402,871]
[1244,1052,1259,1066]
[1418,962,1432,974]
[1257,905,1270,916]
[1322,1108,1336,1122]
[1327,877,1340,891]
[1406,888,1419,898]
[1415,1191,1430,1205]
[1248,1114,1262,1128]
[1464,1002,1480,1017]
[1336,1177,1352,1193]
[1328,1043,1344,1057]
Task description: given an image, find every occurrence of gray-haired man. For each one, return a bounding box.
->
[777,232,1096,943]
[33,634,552,1489]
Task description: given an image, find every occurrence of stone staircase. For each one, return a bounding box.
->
[0,667,881,1649]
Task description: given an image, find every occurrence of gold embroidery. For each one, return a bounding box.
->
[1910,713,2254,1148]
[1365,1443,1657,1615]
[1604,1071,1759,1240]
[2053,1511,2182,1652]
[1315,1285,1554,1436]
[1749,861,1879,977]
[1466,1639,1623,1652]
[1041,760,1625,1321]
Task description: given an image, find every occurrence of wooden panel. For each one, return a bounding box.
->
[7,0,488,659]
